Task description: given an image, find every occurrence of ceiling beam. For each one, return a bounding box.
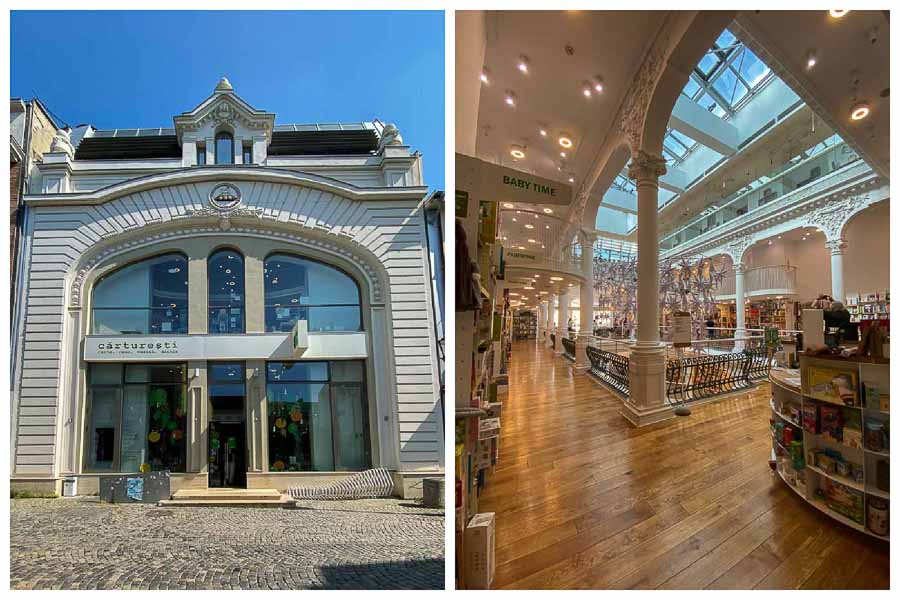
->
[669,95,739,156]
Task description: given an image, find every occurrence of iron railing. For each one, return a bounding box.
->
[561,337,576,362]
[666,347,772,404]
[586,345,630,396]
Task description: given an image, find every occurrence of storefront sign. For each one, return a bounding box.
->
[84,329,367,362]
[672,311,692,348]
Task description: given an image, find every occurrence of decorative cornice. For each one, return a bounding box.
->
[663,164,884,260]
[24,166,428,206]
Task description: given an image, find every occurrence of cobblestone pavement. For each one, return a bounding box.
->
[11,497,444,590]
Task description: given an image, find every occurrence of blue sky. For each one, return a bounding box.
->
[11,10,445,189]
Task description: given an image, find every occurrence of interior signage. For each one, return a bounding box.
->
[455,153,572,206]
[506,251,537,261]
[501,175,557,199]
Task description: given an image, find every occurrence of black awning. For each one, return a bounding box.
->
[75,135,183,160]
[267,129,378,156]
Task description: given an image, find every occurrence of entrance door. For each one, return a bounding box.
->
[208,421,246,488]
[208,362,247,488]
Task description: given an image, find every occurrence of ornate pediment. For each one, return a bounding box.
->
[173,77,275,145]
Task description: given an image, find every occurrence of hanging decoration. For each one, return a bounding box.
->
[592,248,727,326]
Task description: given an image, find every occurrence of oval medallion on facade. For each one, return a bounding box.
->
[208,183,242,212]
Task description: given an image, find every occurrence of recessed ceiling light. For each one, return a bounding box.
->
[543,208,553,214]
[528,239,537,243]
[525,223,534,229]
[539,128,547,136]
[518,55,529,73]
[582,83,592,98]
[594,78,604,93]
[551,276,563,281]
[503,202,514,209]
[518,245,527,250]
[850,100,870,120]
[524,286,534,290]
[534,274,540,278]
[504,90,517,107]
[510,145,526,159]
[829,9,850,18]
[480,67,490,84]
[508,292,519,296]
[806,51,817,69]
[545,224,550,229]
[558,135,573,148]
[560,151,567,158]
[568,177,575,183]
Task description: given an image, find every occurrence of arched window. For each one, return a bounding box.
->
[92,253,188,335]
[264,254,362,332]
[215,131,234,165]
[208,249,245,334]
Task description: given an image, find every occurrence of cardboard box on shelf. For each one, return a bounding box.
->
[479,417,501,440]
[464,512,496,589]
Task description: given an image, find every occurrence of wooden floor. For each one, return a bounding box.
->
[478,340,890,590]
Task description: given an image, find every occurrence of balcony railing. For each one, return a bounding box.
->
[716,264,797,297]
[661,138,860,251]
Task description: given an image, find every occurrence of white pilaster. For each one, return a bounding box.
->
[734,262,746,342]
[826,238,847,302]
[546,294,557,348]
[624,151,671,426]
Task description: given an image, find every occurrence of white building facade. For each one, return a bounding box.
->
[10,79,444,497]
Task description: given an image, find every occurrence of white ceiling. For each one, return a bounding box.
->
[474,11,666,194]
[734,10,889,177]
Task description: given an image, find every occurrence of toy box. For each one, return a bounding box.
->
[824,479,865,524]
[819,405,844,442]
[464,513,496,589]
[802,402,819,433]
[806,366,859,406]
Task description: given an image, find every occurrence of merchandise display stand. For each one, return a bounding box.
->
[769,354,890,540]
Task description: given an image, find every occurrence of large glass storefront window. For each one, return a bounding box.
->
[92,254,188,335]
[86,363,187,473]
[263,254,362,333]
[266,360,369,472]
[208,249,245,334]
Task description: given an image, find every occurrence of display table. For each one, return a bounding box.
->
[769,354,889,540]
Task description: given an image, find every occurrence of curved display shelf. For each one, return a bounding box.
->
[769,358,890,541]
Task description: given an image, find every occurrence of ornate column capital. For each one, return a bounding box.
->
[627,150,667,186]
[825,238,848,255]
[733,262,746,275]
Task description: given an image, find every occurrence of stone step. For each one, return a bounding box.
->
[170,488,283,502]
[158,498,296,508]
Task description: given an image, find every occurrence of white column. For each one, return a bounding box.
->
[576,234,595,370]
[545,295,556,348]
[539,302,548,343]
[826,239,847,302]
[555,290,569,354]
[734,262,746,336]
[624,151,671,426]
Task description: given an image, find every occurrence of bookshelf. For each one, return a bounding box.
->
[846,291,890,323]
[513,310,538,340]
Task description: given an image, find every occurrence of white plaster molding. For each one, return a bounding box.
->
[804,191,875,242]
[664,164,884,260]
[25,166,427,206]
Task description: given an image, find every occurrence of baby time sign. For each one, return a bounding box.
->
[501,175,558,200]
